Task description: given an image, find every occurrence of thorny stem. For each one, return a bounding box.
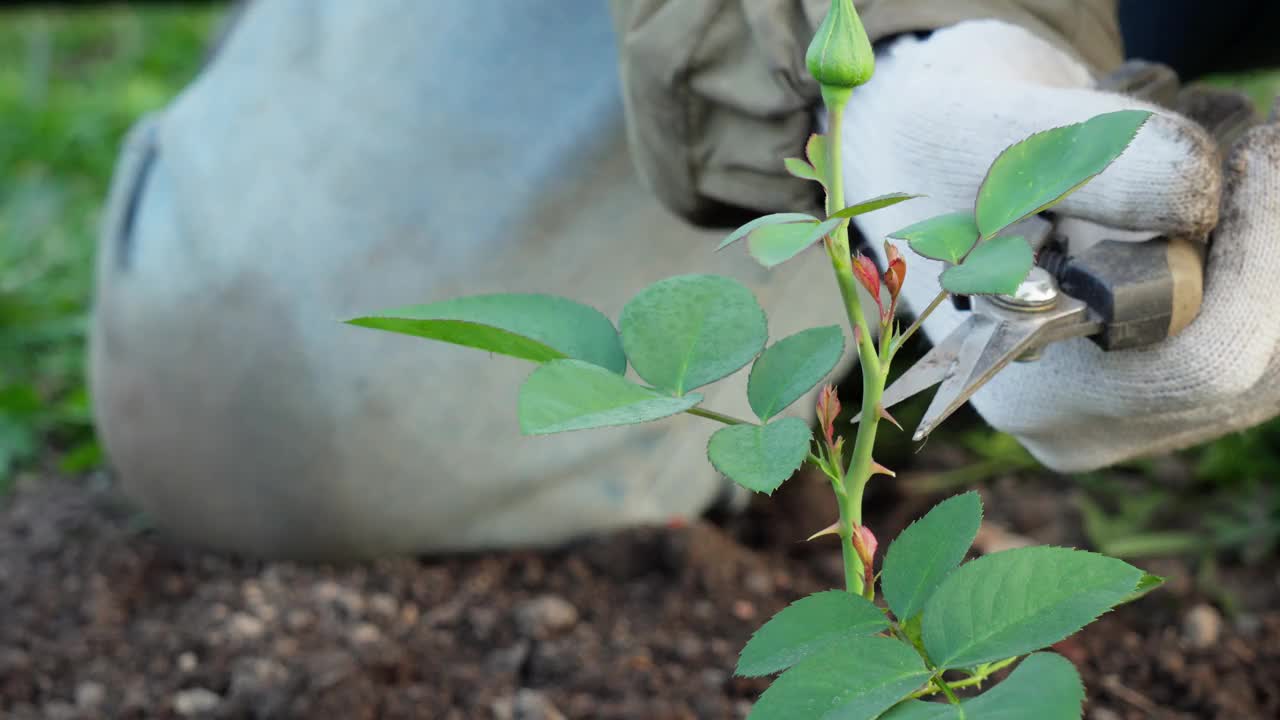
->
[934,674,962,707]
[819,97,892,601]
[908,657,1019,700]
[820,99,881,598]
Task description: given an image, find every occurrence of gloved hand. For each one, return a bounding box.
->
[839,20,1280,472]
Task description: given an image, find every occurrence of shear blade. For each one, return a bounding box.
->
[909,294,1100,441]
[849,319,974,426]
[866,291,1098,440]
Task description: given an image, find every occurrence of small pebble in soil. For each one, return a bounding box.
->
[349,622,383,645]
[487,641,531,674]
[491,688,566,720]
[40,700,77,720]
[177,651,199,673]
[744,571,773,595]
[369,592,399,618]
[74,681,106,710]
[515,595,579,639]
[674,632,703,661]
[228,612,266,642]
[1183,603,1223,650]
[173,687,222,716]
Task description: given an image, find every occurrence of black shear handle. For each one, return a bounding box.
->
[1042,61,1256,351]
[1042,237,1202,351]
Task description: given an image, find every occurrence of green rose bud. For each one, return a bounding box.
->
[805,0,875,97]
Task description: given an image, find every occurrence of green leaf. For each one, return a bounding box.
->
[748,637,930,720]
[889,212,980,264]
[975,110,1152,238]
[830,193,922,219]
[518,359,701,435]
[923,546,1145,668]
[707,419,812,495]
[620,274,768,395]
[747,326,845,421]
[748,218,842,268]
[346,293,626,374]
[1121,573,1166,605]
[880,653,1084,720]
[939,235,1033,296]
[736,590,889,677]
[718,213,819,251]
[806,134,830,184]
[785,157,820,182]
[882,492,983,622]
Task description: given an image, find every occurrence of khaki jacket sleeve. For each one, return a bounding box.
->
[610,0,1123,224]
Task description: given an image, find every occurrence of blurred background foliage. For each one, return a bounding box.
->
[0,4,1277,562]
[0,4,221,490]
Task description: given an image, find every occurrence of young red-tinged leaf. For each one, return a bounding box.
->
[736,590,889,678]
[855,525,878,562]
[854,525,879,589]
[939,235,1033,296]
[884,240,903,265]
[829,192,922,219]
[784,157,820,182]
[884,240,907,314]
[852,253,884,318]
[889,212,980,264]
[816,384,842,445]
[718,213,818,251]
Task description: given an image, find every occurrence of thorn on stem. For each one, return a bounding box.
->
[806,520,841,542]
[877,404,903,431]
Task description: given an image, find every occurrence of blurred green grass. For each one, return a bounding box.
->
[0,5,222,487]
[1,5,1279,496]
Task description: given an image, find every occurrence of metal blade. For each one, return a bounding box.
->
[850,318,976,425]
[911,294,1100,441]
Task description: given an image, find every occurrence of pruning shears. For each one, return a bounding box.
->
[877,61,1259,441]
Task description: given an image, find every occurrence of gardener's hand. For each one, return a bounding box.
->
[841,20,1280,472]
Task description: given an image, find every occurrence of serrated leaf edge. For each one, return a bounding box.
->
[882,491,984,622]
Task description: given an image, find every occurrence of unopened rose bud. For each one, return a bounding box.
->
[806,0,875,96]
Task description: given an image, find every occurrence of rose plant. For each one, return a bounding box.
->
[348,2,1161,716]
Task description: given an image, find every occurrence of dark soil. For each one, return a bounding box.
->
[1,469,1277,720]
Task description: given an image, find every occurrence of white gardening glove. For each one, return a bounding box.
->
[840,20,1280,472]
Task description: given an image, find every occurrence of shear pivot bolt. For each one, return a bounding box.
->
[992,267,1058,311]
